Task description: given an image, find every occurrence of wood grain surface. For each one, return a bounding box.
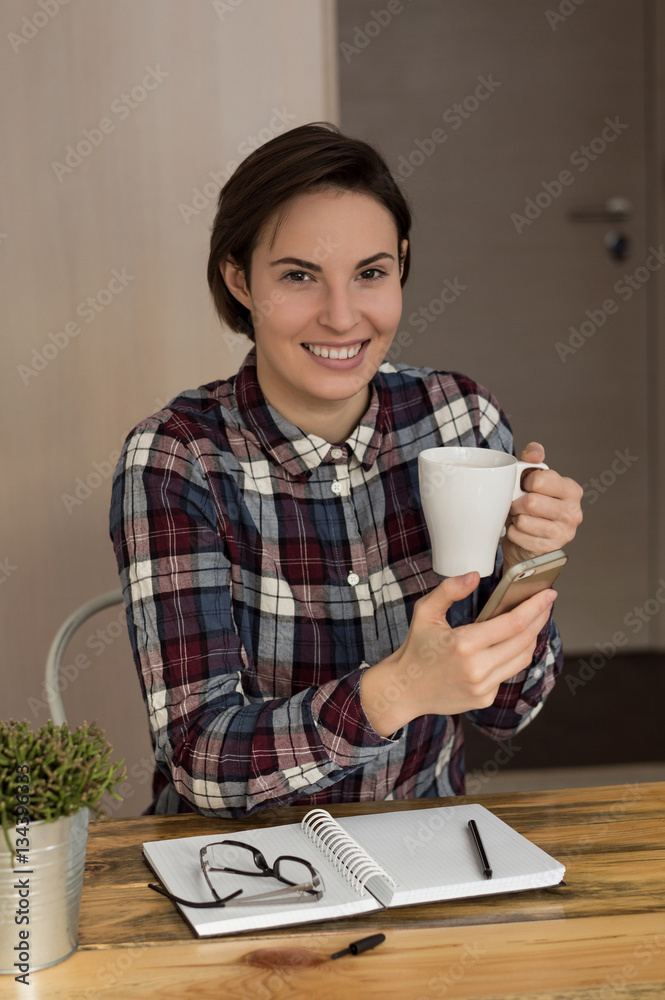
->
[3,782,664,999]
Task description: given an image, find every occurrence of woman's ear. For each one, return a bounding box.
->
[399,239,408,278]
[219,258,252,309]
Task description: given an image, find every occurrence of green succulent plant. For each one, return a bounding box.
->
[0,719,126,856]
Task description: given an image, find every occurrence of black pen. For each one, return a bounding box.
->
[468,819,492,879]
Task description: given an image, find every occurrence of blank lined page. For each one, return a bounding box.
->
[338,803,564,906]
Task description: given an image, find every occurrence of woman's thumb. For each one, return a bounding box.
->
[436,571,480,609]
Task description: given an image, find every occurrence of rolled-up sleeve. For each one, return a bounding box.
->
[464,613,563,740]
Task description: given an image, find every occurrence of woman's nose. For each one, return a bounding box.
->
[318,284,359,333]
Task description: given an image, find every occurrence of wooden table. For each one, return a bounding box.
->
[7,782,665,1000]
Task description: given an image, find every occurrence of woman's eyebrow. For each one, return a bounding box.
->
[269,252,395,272]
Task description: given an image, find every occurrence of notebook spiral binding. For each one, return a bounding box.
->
[301,809,397,896]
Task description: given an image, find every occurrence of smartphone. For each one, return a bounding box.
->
[474,549,568,622]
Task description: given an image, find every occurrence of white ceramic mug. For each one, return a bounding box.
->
[417,446,548,577]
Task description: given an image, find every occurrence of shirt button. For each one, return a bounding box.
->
[331,447,344,460]
[331,480,342,495]
[347,572,360,586]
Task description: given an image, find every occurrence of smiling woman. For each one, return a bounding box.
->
[109,123,582,818]
[219,188,407,441]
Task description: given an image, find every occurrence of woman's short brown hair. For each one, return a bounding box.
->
[206,122,412,340]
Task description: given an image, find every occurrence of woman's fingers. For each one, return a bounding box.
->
[462,588,557,651]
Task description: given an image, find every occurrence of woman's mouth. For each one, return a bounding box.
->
[303,341,364,359]
[301,340,370,368]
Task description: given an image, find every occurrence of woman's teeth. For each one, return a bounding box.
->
[304,342,364,359]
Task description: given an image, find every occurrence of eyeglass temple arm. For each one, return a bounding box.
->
[148,883,244,907]
[225,881,320,904]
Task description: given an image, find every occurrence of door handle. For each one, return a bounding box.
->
[569,196,631,222]
[604,231,630,260]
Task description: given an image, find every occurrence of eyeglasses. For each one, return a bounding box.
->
[148,839,325,908]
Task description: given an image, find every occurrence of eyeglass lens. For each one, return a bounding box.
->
[207,843,314,887]
[207,842,263,873]
[273,857,315,886]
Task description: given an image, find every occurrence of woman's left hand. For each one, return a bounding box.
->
[501,441,584,572]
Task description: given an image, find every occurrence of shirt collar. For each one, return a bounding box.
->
[234,347,388,477]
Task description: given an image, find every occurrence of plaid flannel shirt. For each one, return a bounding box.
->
[110,347,562,816]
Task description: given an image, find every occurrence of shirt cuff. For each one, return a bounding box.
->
[309,663,404,769]
[534,608,554,661]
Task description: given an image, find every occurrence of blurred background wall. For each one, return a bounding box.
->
[339,0,665,654]
[2,0,663,813]
[1,0,338,815]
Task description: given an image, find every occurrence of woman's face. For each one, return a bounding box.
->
[221,188,407,437]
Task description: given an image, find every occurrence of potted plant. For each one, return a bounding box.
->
[0,719,126,978]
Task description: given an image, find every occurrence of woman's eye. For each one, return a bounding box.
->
[282,270,311,283]
[281,267,387,284]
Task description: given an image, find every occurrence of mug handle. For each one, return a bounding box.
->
[512,461,548,500]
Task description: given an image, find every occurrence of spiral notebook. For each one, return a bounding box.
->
[142,802,564,937]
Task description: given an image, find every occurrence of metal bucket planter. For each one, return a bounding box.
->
[0,807,89,974]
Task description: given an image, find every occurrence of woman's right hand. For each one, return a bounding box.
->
[359,572,556,738]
